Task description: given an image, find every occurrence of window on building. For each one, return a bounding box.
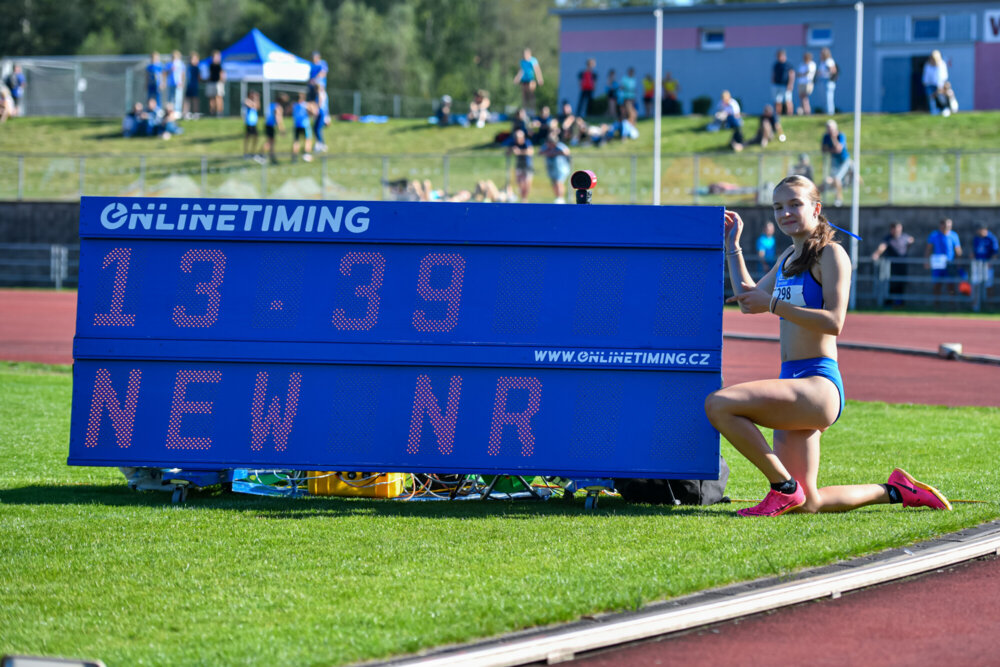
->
[700,28,725,50]
[807,24,834,46]
[912,16,941,41]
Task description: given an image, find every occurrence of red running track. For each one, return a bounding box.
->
[572,556,1000,667]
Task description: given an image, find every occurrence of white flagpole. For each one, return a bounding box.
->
[653,8,663,206]
[849,1,864,309]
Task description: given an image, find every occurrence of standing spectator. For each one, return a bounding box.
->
[539,131,571,204]
[262,92,287,165]
[820,119,850,206]
[313,90,328,152]
[577,58,597,117]
[749,104,784,147]
[242,90,260,158]
[796,52,816,115]
[755,221,777,275]
[291,92,313,162]
[507,128,534,202]
[924,218,962,309]
[771,49,795,117]
[166,50,185,114]
[618,67,638,124]
[871,222,916,307]
[662,71,681,115]
[146,52,165,109]
[1,85,15,122]
[513,48,543,112]
[971,223,999,301]
[817,47,838,115]
[308,51,329,115]
[468,89,491,128]
[922,50,948,115]
[184,52,200,118]
[641,73,655,118]
[206,50,226,117]
[4,64,25,116]
[604,69,619,120]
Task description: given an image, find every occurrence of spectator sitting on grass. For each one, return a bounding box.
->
[160,103,183,139]
[436,95,454,126]
[122,102,148,137]
[750,104,785,147]
[467,89,491,128]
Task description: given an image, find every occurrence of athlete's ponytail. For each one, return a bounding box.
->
[775,175,836,277]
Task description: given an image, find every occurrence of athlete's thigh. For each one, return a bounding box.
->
[712,377,839,430]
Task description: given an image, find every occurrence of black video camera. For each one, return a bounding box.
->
[571,170,597,204]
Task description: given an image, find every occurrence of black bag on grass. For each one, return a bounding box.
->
[615,456,730,506]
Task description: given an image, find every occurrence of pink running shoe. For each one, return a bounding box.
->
[737,483,806,517]
[887,468,952,510]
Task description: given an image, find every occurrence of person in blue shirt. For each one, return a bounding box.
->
[146,52,165,108]
[820,119,850,206]
[291,92,313,163]
[5,64,25,116]
[707,175,951,517]
[513,48,543,113]
[308,51,329,114]
[924,217,963,309]
[184,52,200,118]
[971,223,999,299]
[166,50,185,114]
[242,91,260,159]
[262,92,287,165]
[755,221,777,275]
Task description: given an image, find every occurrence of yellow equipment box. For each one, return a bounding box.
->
[307,472,407,498]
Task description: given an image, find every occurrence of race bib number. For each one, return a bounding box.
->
[930,254,948,270]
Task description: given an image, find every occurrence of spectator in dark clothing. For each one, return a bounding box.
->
[750,104,785,147]
[871,221,915,306]
[771,49,795,116]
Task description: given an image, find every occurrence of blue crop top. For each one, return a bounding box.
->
[773,253,823,315]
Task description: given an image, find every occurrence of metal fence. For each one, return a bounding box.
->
[2,149,998,206]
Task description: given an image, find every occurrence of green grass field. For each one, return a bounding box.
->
[1,361,998,665]
[1,113,999,205]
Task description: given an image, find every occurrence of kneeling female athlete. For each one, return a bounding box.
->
[705,175,951,516]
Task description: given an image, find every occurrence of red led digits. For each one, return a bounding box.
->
[332,251,385,330]
[93,247,136,327]
[249,371,302,452]
[165,369,222,450]
[173,249,227,328]
[407,374,463,455]
[487,377,542,457]
[84,368,142,449]
[412,253,465,332]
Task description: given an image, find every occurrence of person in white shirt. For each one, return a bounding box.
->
[796,52,817,115]
[922,50,949,115]
[816,48,838,115]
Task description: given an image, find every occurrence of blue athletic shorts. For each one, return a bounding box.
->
[779,356,845,423]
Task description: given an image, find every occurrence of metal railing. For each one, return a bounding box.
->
[2,149,998,206]
[0,243,77,289]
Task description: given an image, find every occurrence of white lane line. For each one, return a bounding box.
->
[389,530,1000,667]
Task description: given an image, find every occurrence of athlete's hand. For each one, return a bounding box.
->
[724,210,744,252]
[725,283,770,314]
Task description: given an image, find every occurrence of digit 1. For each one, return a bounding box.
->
[173,249,226,328]
[332,251,385,331]
[412,253,465,332]
[93,247,136,326]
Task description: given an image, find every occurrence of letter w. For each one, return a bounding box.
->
[407,374,462,455]
[250,371,302,452]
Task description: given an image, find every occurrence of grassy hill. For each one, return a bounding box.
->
[1,113,998,204]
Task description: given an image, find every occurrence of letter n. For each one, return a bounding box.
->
[407,375,462,455]
[487,377,542,457]
[84,368,142,448]
[250,371,303,452]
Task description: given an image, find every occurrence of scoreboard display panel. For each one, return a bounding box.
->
[68,197,724,479]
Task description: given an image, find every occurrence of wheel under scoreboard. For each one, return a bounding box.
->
[68,196,724,481]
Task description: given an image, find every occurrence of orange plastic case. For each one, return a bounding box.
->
[307,472,407,498]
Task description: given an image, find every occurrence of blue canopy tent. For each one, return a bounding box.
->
[219,28,311,111]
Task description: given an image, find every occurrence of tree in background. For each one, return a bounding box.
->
[0,0,559,111]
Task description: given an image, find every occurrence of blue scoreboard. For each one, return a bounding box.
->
[68,197,723,480]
